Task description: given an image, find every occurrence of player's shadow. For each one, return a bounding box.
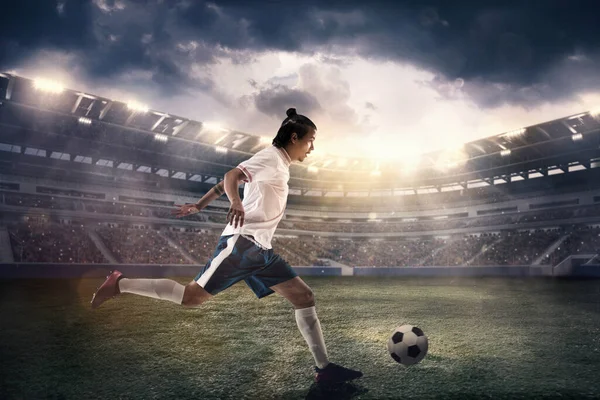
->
[304,382,368,400]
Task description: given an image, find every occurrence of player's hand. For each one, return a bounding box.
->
[171,203,200,218]
[227,201,245,228]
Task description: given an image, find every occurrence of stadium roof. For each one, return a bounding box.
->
[1,73,600,196]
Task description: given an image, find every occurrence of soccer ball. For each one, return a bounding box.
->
[387,325,428,366]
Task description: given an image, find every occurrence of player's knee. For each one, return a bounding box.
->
[182,282,211,307]
[294,288,315,308]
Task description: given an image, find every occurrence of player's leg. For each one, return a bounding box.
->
[91,270,212,309]
[249,252,362,384]
[91,235,244,309]
[270,276,362,383]
[270,277,328,366]
[181,280,213,307]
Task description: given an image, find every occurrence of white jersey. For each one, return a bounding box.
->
[221,145,291,249]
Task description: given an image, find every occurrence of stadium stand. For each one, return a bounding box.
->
[95,226,192,264]
[2,74,600,270]
[8,221,106,263]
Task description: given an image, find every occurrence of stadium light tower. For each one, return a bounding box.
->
[154,133,168,143]
[127,101,149,113]
[33,78,64,94]
[501,149,511,156]
[215,146,228,154]
[502,128,526,139]
[78,117,92,125]
[572,133,583,141]
[203,122,229,133]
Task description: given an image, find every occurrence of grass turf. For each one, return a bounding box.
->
[1,276,600,399]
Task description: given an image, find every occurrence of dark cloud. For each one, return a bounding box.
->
[252,84,322,119]
[2,0,600,108]
[0,1,93,65]
[365,102,376,110]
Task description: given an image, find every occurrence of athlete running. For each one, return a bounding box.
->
[91,108,363,384]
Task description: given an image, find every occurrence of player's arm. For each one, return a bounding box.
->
[194,180,226,210]
[197,167,246,210]
[223,167,246,228]
[172,169,244,219]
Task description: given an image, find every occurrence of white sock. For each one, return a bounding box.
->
[295,306,330,369]
[118,278,185,305]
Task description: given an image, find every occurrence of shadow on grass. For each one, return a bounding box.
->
[304,381,368,400]
[0,277,222,400]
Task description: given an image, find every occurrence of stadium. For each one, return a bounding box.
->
[2,72,600,399]
[2,74,600,275]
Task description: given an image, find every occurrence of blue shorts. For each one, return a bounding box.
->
[194,234,298,299]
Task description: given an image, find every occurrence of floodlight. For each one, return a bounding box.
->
[154,134,168,143]
[308,166,319,173]
[127,101,149,113]
[501,149,511,156]
[215,146,228,154]
[33,78,64,94]
[78,117,92,125]
[572,133,583,141]
[502,128,525,138]
[203,122,229,132]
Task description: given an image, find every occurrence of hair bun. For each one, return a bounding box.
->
[286,108,297,118]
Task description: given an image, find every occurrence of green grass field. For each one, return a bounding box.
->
[1,276,600,399]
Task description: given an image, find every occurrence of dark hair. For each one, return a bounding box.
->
[272,108,317,148]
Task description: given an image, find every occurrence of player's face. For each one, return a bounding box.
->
[296,130,316,162]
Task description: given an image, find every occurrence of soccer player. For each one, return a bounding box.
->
[91,108,363,384]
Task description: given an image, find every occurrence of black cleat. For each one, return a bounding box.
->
[315,363,363,384]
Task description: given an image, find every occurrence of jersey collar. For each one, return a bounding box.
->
[275,146,292,166]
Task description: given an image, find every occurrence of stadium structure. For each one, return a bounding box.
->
[2,72,600,278]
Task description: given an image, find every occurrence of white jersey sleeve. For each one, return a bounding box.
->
[236,149,278,183]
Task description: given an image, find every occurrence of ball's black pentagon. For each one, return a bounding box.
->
[392,332,404,344]
[407,345,421,358]
[390,352,402,363]
[412,327,424,337]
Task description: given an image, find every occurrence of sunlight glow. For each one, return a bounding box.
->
[127,101,149,113]
[33,78,64,93]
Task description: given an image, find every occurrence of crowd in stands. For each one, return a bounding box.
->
[471,230,562,265]
[282,205,600,233]
[4,219,600,267]
[4,192,82,211]
[425,235,499,266]
[272,236,445,267]
[543,226,600,265]
[6,191,600,235]
[8,222,106,263]
[85,201,154,217]
[95,226,192,264]
[2,192,212,222]
[163,230,220,262]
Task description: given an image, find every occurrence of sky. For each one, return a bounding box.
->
[2,0,600,160]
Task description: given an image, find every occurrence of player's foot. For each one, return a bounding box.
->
[314,363,363,384]
[91,270,123,309]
